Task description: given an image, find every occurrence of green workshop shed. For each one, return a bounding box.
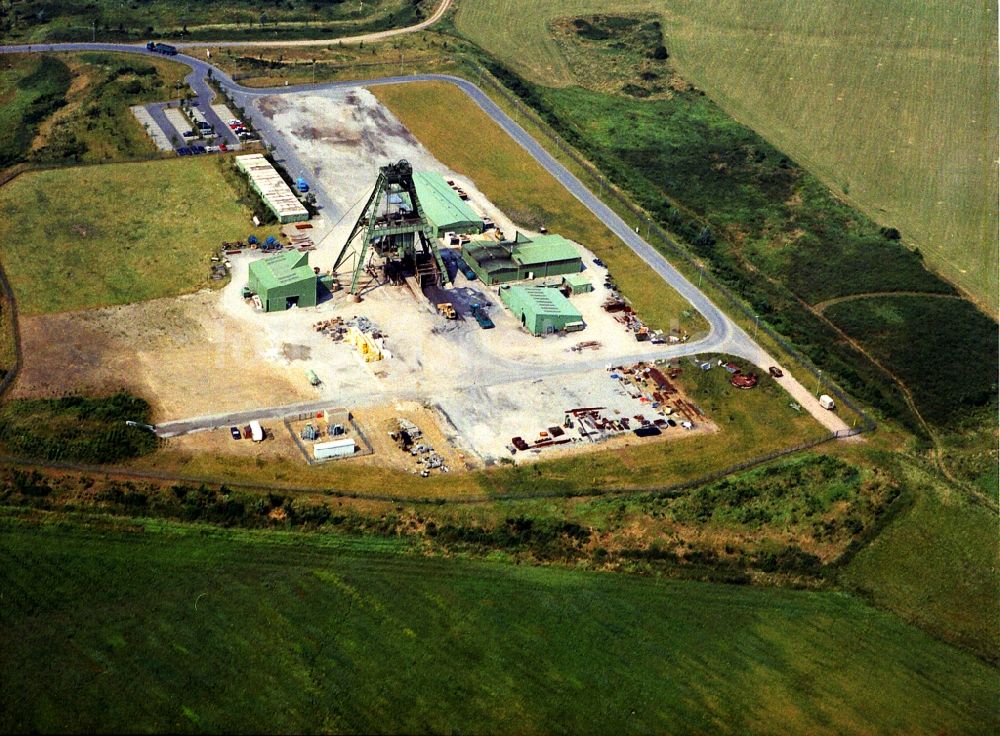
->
[499,284,584,335]
[248,250,317,312]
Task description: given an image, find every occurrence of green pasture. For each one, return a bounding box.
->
[0,157,276,314]
[455,0,999,311]
[1,0,426,42]
[1,512,997,734]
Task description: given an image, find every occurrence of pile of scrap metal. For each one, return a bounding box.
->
[314,317,347,341]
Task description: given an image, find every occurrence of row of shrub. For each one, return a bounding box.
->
[484,61,996,433]
[0,393,157,464]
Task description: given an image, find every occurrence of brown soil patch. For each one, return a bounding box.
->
[14,291,314,421]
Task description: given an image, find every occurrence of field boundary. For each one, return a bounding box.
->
[463,61,878,434]
[0,427,858,504]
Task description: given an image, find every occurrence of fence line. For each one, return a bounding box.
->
[467,62,876,433]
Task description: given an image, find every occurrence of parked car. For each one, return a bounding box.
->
[593,258,606,267]
[768,366,784,378]
[230,426,241,440]
[182,130,197,138]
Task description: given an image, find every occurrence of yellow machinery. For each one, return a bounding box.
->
[348,325,383,362]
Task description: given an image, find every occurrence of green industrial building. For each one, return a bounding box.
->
[562,272,593,294]
[462,233,583,285]
[248,250,317,312]
[412,171,483,237]
[499,284,584,335]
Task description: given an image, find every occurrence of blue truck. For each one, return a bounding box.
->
[470,303,494,330]
[146,41,178,56]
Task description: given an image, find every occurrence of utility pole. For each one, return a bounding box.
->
[92,18,97,42]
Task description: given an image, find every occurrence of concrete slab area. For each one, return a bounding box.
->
[130,105,173,151]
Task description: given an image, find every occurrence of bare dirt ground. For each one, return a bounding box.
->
[14,290,315,422]
[16,87,716,469]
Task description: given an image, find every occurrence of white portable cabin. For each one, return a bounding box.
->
[313,438,356,460]
[249,420,264,442]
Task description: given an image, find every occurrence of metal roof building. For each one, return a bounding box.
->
[412,171,483,237]
[461,233,583,285]
[248,250,317,312]
[499,284,584,336]
[235,154,310,224]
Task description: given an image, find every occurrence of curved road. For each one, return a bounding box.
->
[0,41,852,436]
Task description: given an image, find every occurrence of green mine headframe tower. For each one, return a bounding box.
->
[332,160,450,295]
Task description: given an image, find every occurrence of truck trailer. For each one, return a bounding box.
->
[146,41,178,56]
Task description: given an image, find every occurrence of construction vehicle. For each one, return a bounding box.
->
[437,303,457,320]
[470,303,494,329]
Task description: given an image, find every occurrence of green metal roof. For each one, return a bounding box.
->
[463,241,517,274]
[249,250,314,290]
[413,171,483,231]
[504,285,581,318]
[512,234,580,267]
[563,272,591,287]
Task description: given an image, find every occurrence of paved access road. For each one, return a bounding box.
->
[0,42,853,436]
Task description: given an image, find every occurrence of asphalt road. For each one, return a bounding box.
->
[0,42,853,437]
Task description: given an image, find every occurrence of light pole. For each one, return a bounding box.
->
[754,314,759,340]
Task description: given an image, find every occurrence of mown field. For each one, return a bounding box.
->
[372,80,706,337]
[840,455,1000,663]
[1,511,997,734]
[464,19,996,434]
[0,0,430,42]
[455,0,999,312]
[0,156,277,314]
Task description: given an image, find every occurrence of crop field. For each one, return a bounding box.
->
[0,0,429,42]
[0,156,277,314]
[1,511,998,734]
[455,0,999,312]
[466,23,995,432]
[372,81,705,336]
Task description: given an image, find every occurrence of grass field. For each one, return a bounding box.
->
[0,157,278,314]
[0,0,429,42]
[1,510,997,734]
[0,55,71,168]
[840,457,1000,663]
[372,80,706,336]
[454,0,999,312]
[129,357,825,500]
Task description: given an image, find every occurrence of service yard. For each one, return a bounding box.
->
[7,84,739,470]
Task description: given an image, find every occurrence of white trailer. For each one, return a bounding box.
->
[819,394,836,410]
[249,420,264,442]
[314,438,356,460]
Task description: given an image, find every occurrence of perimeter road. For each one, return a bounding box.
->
[0,42,853,436]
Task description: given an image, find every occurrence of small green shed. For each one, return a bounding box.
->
[499,284,584,336]
[248,250,317,312]
[562,272,593,294]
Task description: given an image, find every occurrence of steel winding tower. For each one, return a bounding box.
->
[332,160,450,295]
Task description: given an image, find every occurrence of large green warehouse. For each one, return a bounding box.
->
[248,250,317,312]
[499,284,584,335]
[413,171,483,237]
[462,233,583,285]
